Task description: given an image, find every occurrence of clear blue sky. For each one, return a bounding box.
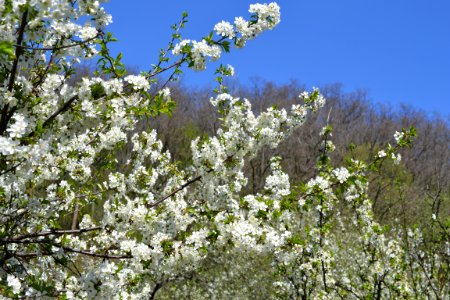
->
[103,1,450,116]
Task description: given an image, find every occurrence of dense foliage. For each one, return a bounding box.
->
[0,1,448,299]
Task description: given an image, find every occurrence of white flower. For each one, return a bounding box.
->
[332,167,350,183]
[226,64,235,76]
[81,99,96,117]
[320,126,332,136]
[298,197,306,207]
[378,150,387,158]
[265,171,290,197]
[79,215,95,229]
[159,87,171,98]
[2,91,18,106]
[324,140,335,152]
[234,17,252,38]
[78,26,98,40]
[391,153,401,165]
[99,127,127,149]
[0,136,19,155]
[124,75,149,90]
[172,39,191,56]
[214,21,235,39]
[6,113,27,138]
[173,39,222,70]
[308,176,330,190]
[7,274,21,294]
[394,131,404,144]
[192,40,222,70]
[103,78,123,95]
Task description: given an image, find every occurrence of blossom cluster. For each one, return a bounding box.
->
[172,39,221,71]
[172,2,281,70]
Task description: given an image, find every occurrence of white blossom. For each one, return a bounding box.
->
[308,175,330,190]
[124,75,150,90]
[394,130,404,144]
[6,113,27,138]
[159,87,171,98]
[332,167,350,183]
[7,275,21,294]
[214,21,235,38]
[0,136,19,155]
[392,152,402,164]
[378,150,387,158]
[78,25,98,40]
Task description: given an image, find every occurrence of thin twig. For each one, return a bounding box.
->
[147,59,184,79]
[148,174,203,208]
[26,95,79,139]
[2,226,102,243]
[14,35,100,51]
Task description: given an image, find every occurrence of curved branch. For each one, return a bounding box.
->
[26,95,79,139]
[148,153,237,208]
[147,59,184,79]
[148,174,204,208]
[5,226,103,242]
[0,9,28,134]
[57,244,132,259]
[14,246,131,260]
[14,35,100,51]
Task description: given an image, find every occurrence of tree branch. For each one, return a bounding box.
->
[1,226,103,243]
[148,174,203,208]
[14,246,132,260]
[0,9,28,134]
[148,153,237,208]
[26,95,78,139]
[14,35,100,51]
[147,59,184,79]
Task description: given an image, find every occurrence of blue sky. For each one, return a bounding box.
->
[103,1,450,116]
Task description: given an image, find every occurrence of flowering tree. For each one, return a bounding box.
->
[0,1,448,298]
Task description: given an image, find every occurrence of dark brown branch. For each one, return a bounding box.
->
[8,10,28,91]
[2,226,102,243]
[148,152,237,208]
[150,281,164,300]
[58,245,132,259]
[14,35,100,51]
[148,174,203,208]
[31,38,60,90]
[42,96,79,128]
[0,159,24,175]
[26,95,78,139]
[15,246,131,260]
[0,9,28,134]
[147,59,184,79]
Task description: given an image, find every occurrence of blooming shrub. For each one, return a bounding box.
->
[0,1,448,299]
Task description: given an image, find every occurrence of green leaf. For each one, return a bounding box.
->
[221,40,231,53]
[90,83,105,100]
[36,120,44,134]
[0,41,15,60]
[2,0,13,15]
